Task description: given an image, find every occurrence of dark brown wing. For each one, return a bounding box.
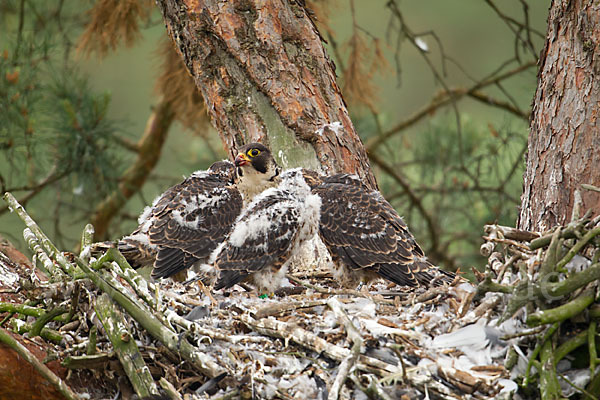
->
[147,172,243,279]
[314,177,453,287]
[213,191,302,290]
[320,173,366,188]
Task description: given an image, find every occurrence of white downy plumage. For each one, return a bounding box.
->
[209,168,322,292]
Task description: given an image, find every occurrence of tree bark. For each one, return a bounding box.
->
[518,0,600,232]
[155,0,377,188]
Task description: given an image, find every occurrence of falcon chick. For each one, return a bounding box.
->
[118,160,242,279]
[211,168,321,292]
[313,174,455,288]
[205,168,453,292]
[117,143,282,280]
[234,142,281,204]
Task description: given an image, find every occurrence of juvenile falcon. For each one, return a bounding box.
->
[118,160,242,279]
[234,142,281,204]
[210,168,321,292]
[313,174,455,288]
[118,143,281,279]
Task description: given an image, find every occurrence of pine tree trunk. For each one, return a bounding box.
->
[155,0,377,189]
[518,0,600,232]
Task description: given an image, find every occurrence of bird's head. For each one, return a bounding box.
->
[234,142,281,202]
[234,142,279,179]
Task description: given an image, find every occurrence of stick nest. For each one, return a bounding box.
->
[2,192,600,400]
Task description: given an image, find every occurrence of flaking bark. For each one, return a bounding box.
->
[519,0,600,232]
[155,0,377,188]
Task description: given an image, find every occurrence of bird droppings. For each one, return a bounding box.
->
[0,258,20,288]
[316,121,343,137]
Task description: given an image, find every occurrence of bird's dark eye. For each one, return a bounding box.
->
[248,149,261,157]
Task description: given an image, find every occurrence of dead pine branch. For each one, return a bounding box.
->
[90,99,175,240]
[95,293,160,398]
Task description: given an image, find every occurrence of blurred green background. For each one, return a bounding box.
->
[0,0,550,271]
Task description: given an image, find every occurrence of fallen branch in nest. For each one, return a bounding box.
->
[286,274,399,305]
[95,293,160,398]
[327,297,363,400]
[239,312,396,376]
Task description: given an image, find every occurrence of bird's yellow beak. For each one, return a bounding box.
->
[235,152,250,167]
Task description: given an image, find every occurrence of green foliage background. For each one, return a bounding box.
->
[0,0,549,270]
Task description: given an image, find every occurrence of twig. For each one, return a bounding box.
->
[286,274,395,305]
[254,299,329,319]
[327,297,363,400]
[555,226,600,271]
[530,225,582,250]
[367,61,536,152]
[539,227,561,276]
[63,353,111,370]
[351,374,394,400]
[558,371,597,399]
[100,248,158,310]
[23,228,63,278]
[158,377,182,400]
[87,325,97,355]
[571,190,583,222]
[500,326,545,341]
[503,262,600,322]
[29,307,68,338]
[0,302,64,320]
[10,319,64,343]
[96,293,159,398]
[545,263,600,298]
[555,330,587,364]
[481,236,532,252]
[589,321,597,376]
[163,308,265,344]
[524,323,559,385]
[5,192,77,276]
[582,183,600,193]
[90,99,174,240]
[78,254,226,378]
[79,224,94,263]
[240,314,398,377]
[539,334,561,400]
[0,166,67,217]
[527,289,595,327]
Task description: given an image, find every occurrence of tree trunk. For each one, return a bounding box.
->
[154,0,377,189]
[518,0,600,232]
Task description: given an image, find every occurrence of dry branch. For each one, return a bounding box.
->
[95,293,159,398]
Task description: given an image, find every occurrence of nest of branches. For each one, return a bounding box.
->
[476,209,600,399]
[1,191,600,400]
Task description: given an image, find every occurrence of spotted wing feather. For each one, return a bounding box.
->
[147,173,243,279]
[314,175,453,287]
